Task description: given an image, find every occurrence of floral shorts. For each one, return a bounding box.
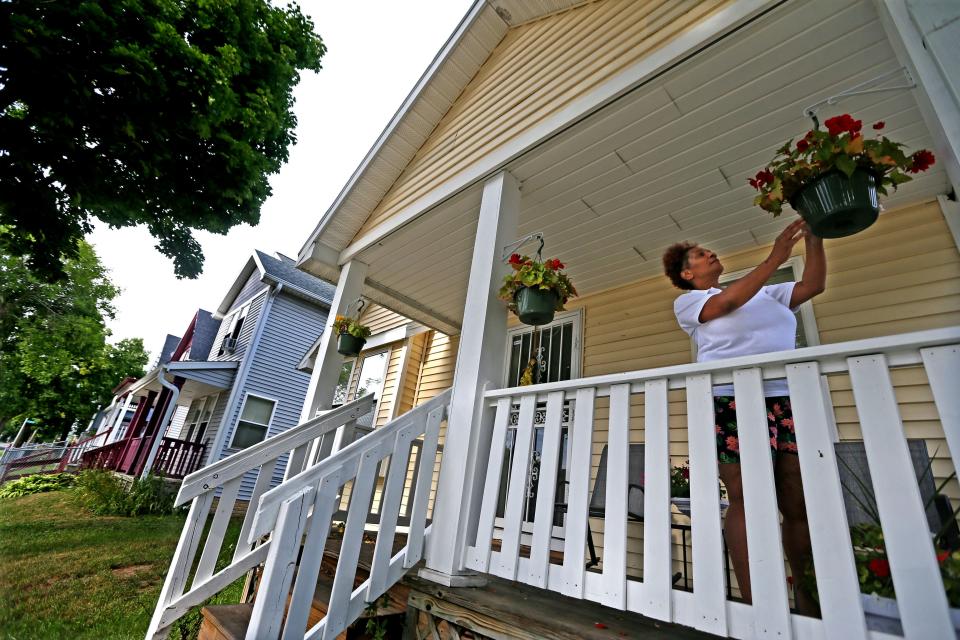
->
[713,396,798,464]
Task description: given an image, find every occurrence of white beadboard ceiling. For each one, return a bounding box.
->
[343,0,950,332]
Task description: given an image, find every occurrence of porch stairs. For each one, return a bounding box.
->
[146,389,449,640]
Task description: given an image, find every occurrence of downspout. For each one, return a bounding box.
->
[138,367,181,480]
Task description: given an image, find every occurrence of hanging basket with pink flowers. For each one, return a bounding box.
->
[749,114,935,238]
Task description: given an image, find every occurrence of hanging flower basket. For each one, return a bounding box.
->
[499,254,577,327]
[332,315,371,357]
[790,169,878,238]
[514,287,558,325]
[337,333,366,357]
[750,114,935,238]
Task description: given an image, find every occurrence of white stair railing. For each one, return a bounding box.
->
[242,388,449,640]
[465,327,960,639]
[146,394,375,639]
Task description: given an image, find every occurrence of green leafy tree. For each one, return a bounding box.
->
[0,0,325,279]
[0,242,149,440]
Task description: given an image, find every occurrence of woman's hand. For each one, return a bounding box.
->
[768,219,806,266]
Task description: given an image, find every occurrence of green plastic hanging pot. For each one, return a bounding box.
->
[515,287,558,326]
[337,333,365,357]
[790,169,879,238]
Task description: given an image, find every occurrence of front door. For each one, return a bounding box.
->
[497,311,582,539]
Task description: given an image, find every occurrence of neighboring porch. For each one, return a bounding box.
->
[82,361,237,481]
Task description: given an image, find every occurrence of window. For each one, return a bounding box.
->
[184,394,219,444]
[332,360,354,407]
[230,394,276,449]
[714,257,820,350]
[218,305,249,355]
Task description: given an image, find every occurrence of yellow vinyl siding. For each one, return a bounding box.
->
[563,199,960,583]
[413,333,459,405]
[359,303,409,335]
[397,332,429,416]
[355,0,735,239]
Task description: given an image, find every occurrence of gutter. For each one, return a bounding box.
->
[138,365,181,480]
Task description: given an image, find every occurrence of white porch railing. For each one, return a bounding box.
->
[464,327,960,639]
[146,394,375,639]
[241,388,448,640]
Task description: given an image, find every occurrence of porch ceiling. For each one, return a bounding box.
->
[354,0,950,331]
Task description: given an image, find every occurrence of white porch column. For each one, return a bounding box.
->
[106,393,135,444]
[299,259,368,422]
[423,170,520,583]
[877,0,960,195]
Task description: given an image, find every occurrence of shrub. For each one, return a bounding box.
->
[72,470,176,516]
[0,473,76,499]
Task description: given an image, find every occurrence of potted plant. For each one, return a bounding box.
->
[498,254,577,326]
[332,315,371,357]
[749,114,935,238]
[670,461,727,517]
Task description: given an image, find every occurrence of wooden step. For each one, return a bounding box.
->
[198,533,412,640]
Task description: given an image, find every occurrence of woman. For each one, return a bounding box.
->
[662,218,826,615]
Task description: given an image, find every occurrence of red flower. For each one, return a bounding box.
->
[938,550,950,564]
[796,139,810,152]
[873,121,885,130]
[508,253,522,265]
[824,114,862,137]
[547,258,564,270]
[868,558,890,578]
[682,467,690,479]
[909,149,936,173]
[750,169,774,191]
[786,576,794,586]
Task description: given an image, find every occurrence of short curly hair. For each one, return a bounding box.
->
[662,241,697,290]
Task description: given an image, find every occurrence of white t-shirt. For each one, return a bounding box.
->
[674,282,797,396]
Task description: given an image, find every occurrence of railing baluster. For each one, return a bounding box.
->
[561,386,595,599]
[466,396,511,572]
[686,373,727,637]
[246,487,314,640]
[322,446,384,640]
[601,383,630,610]
[233,457,280,562]
[404,403,444,569]
[281,468,343,640]
[527,391,564,588]
[145,492,214,639]
[848,354,953,638]
[367,422,419,601]
[194,476,243,584]
[642,378,672,621]
[921,345,960,476]
[733,368,791,638]
[495,394,536,580]
[786,362,867,638]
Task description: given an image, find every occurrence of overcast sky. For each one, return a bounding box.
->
[87,1,474,361]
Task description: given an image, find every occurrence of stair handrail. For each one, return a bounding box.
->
[249,389,449,540]
[244,388,452,640]
[176,394,375,505]
[146,393,375,639]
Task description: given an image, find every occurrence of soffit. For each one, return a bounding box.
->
[351,0,950,329]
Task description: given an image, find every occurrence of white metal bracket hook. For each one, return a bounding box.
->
[802,66,916,128]
[501,231,545,263]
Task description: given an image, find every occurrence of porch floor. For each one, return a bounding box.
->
[403,572,714,640]
[199,526,715,640]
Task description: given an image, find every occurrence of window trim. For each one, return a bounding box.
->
[229,392,277,449]
[502,308,583,387]
[218,303,251,356]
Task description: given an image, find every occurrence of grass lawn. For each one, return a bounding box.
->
[0,490,243,640]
